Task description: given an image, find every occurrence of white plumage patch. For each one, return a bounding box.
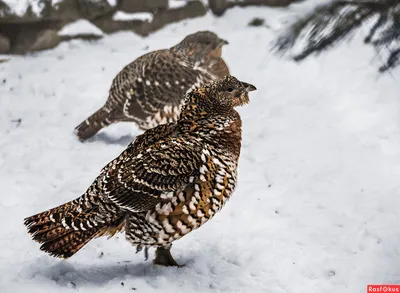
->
[61,218,69,229]
[160,191,174,199]
[189,201,196,210]
[216,175,225,183]
[202,148,211,156]
[187,215,197,226]
[146,211,158,225]
[176,220,190,234]
[178,192,185,201]
[160,202,173,215]
[194,191,200,199]
[162,219,175,233]
[197,210,204,217]
[216,183,225,190]
[199,165,208,174]
[213,157,223,166]
[80,223,87,231]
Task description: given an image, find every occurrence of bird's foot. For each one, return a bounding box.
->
[153,245,184,267]
[136,245,149,260]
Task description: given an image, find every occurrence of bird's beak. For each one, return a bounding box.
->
[210,39,228,57]
[218,38,229,47]
[233,81,256,107]
[241,82,257,92]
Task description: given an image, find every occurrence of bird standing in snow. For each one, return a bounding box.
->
[75,31,230,141]
[24,76,256,266]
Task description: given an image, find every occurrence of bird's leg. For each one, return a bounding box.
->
[153,244,183,267]
[136,245,149,260]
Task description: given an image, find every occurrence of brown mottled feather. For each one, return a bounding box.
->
[75,31,230,141]
[25,76,256,263]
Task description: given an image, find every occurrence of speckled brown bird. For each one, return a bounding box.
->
[24,75,256,266]
[75,30,230,141]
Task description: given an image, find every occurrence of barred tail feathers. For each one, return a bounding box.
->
[24,199,124,258]
[75,107,113,141]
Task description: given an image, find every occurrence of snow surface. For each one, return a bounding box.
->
[1,3,400,293]
[3,0,117,17]
[169,0,188,9]
[112,11,154,22]
[2,0,54,16]
[106,0,117,7]
[58,19,104,37]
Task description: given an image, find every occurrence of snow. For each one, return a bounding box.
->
[1,3,400,293]
[58,19,104,37]
[3,0,117,17]
[112,11,154,22]
[106,0,117,7]
[169,0,188,9]
[2,0,49,16]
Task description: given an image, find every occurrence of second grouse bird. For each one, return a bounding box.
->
[24,75,256,266]
[75,30,230,141]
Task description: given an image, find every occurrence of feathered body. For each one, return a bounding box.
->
[75,31,230,141]
[25,76,256,266]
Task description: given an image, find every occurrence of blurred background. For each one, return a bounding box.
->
[0,0,304,54]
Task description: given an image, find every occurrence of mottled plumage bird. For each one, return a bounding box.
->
[24,75,256,266]
[75,31,230,141]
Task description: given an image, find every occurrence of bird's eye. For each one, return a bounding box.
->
[227,88,234,92]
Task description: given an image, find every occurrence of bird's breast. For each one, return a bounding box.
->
[131,148,238,246]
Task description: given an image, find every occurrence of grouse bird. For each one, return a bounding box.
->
[24,75,256,266]
[75,30,230,141]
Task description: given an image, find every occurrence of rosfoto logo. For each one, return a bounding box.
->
[368,285,400,292]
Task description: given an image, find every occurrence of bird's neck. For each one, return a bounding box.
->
[210,114,242,161]
[178,100,242,161]
[170,48,201,67]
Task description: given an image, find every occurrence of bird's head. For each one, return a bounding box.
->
[171,31,228,60]
[179,76,256,156]
[207,75,257,108]
[180,75,256,121]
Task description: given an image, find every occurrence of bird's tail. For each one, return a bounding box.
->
[24,198,125,259]
[75,106,113,141]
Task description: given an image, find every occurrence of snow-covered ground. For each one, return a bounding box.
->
[112,11,154,22]
[58,19,104,37]
[2,0,117,17]
[1,3,400,293]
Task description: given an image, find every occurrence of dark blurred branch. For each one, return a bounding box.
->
[208,0,303,16]
[274,0,400,72]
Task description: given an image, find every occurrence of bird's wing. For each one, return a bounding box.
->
[118,52,208,126]
[99,133,203,213]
